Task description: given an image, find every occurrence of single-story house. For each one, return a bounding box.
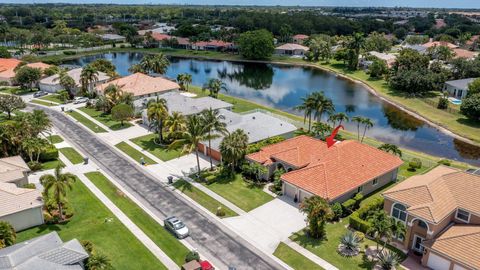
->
[382,166,480,270]
[292,34,309,45]
[39,67,110,94]
[0,182,43,231]
[200,109,297,161]
[99,33,126,43]
[141,91,233,125]
[275,43,309,56]
[423,41,458,49]
[453,48,479,60]
[191,40,234,51]
[247,135,403,203]
[443,78,476,99]
[138,24,176,36]
[0,231,89,269]
[96,72,180,111]
[0,156,30,187]
[0,59,51,85]
[402,44,428,54]
[368,51,397,68]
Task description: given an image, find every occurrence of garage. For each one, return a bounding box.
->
[299,190,311,203]
[283,183,297,200]
[453,264,467,270]
[427,252,451,270]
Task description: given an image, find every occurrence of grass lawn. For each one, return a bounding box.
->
[291,218,406,270]
[84,171,189,266]
[41,158,64,170]
[79,106,133,130]
[66,110,107,133]
[47,134,64,144]
[59,147,84,164]
[30,99,57,107]
[201,173,274,212]
[130,134,183,161]
[0,87,35,95]
[173,179,238,218]
[274,242,324,270]
[39,94,64,104]
[17,178,167,270]
[115,141,157,165]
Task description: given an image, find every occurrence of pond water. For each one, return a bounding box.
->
[66,52,480,165]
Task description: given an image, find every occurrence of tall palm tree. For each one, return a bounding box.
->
[40,164,76,221]
[165,111,187,139]
[169,115,207,174]
[378,143,402,157]
[328,112,349,127]
[202,78,228,98]
[295,94,315,132]
[177,73,192,91]
[219,129,248,173]
[201,108,228,170]
[351,116,363,141]
[80,65,99,95]
[27,109,52,137]
[360,117,374,143]
[367,210,392,252]
[300,196,333,239]
[147,97,168,144]
[140,53,170,75]
[0,221,16,248]
[55,69,75,96]
[310,91,335,122]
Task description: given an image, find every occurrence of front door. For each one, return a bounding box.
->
[412,235,425,253]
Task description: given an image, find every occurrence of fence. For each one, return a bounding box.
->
[420,97,461,114]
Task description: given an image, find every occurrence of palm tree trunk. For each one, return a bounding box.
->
[195,149,201,174]
[208,132,213,170]
[308,114,312,132]
[361,127,367,143]
[357,123,360,141]
[58,202,64,221]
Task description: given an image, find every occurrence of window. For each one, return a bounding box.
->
[417,220,428,229]
[357,185,363,193]
[372,178,378,186]
[392,203,407,222]
[456,209,470,223]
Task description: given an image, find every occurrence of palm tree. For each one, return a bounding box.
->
[55,69,76,96]
[351,116,363,141]
[103,84,123,111]
[86,253,113,270]
[390,218,406,242]
[177,73,193,91]
[295,94,315,132]
[300,196,333,239]
[128,63,145,74]
[310,91,335,122]
[165,111,187,139]
[0,221,16,248]
[219,129,248,173]
[27,109,52,137]
[201,108,228,170]
[202,78,228,98]
[80,65,99,95]
[378,144,402,157]
[328,112,349,127]
[40,164,76,221]
[367,210,392,252]
[360,117,374,143]
[147,97,169,144]
[140,53,170,75]
[312,122,332,138]
[169,115,207,174]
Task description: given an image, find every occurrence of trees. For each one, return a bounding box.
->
[86,253,113,270]
[241,162,267,182]
[169,115,207,174]
[310,91,335,122]
[165,111,187,140]
[468,78,480,96]
[40,164,76,221]
[201,108,228,170]
[177,73,193,91]
[0,46,11,58]
[328,112,349,127]
[300,196,333,239]
[367,210,392,252]
[237,29,275,60]
[202,78,227,98]
[346,32,365,70]
[139,53,170,75]
[368,59,388,79]
[0,94,25,119]
[351,116,374,142]
[0,221,16,248]
[427,45,454,61]
[147,98,169,144]
[111,103,133,127]
[13,66,41,89]
[80,65,99,95]
[378,144,402,157]
[460,93,480,120]
[54,69,76,96]
[364,32,392,53]
[308,35,334,63]
[219,129,248,173]
[312,122,332,139]
[90,59,116,75]
[295,94,316,131]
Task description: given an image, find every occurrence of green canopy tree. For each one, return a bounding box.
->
[378,143,402,157]
[13,66,41,89]
[219,129,248,173]
[300,196,333,239]
[0,94,25,119]
[147,97,169,144]
[0,221,16,248]
[111,103,133,127]
[237,29,274,60]
[40,164,76,221]
[202,78,227,98]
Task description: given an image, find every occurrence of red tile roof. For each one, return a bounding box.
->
[453,48,478,59]
[293,34,309,39]
[423,41,458,49]
[247,135,403,201]
[151,33,172,41]
[96,73,180,97]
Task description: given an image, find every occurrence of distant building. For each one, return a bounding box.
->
[422,41,458,49]
[39,67,110,94]
[137,23,176,35]
[292,34,309,45]
[191,40,234,51]
[443,78,477,100]
[274,43,309,56]
[402,44,428,54]
[453,48,479,60]
[367,51,397,68]
[0,156,30,187]
[0,231,89,269]
[0,59,51,85]
[99,33,126,43]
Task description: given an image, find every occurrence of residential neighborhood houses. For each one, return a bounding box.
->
[1,3,480,270]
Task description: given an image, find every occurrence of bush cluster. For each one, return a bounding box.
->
[39,145,59,162]
[247,136,285,154]
[341,192,364,215]
[348,197,384,233]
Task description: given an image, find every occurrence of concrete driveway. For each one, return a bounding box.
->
[165,152,216,176]
[223,196,306,253]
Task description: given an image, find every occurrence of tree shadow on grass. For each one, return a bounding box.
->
[172,179,193,193]
[290,230,327,248]
[457,116,480,129]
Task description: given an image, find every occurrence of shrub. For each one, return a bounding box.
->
[0,81,9,86]
[63,50,77,55]
[39,145,59,161]
[437,95,449,109]
[80,240,95,255]
[205,174,216,185]
[27,161,42,171]
[353,193,364,208]
[342,199,357,214]
[43,212,53,224]
[185,250,200,263]
[22,183,36,189]
[247,136,285,154]
[355,231,365,242]
[331,202,343,220]
[348,197,384,233]
[349,212,372,233]
[377,250,401,270]
[216,207,226,217]
[338,230,361,257]
[437,159,451,166]
[408,158,422,171]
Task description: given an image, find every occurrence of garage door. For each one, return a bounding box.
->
[299,190,311,203]
[453,264,467,270]
[427,252,450,270]
[283,183,297,200]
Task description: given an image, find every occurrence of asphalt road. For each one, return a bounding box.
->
[35,105,285,270]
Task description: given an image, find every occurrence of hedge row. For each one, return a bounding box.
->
[39,145,59,162]
[348,197,384,233]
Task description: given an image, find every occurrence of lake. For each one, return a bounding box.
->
[65,52,480,165]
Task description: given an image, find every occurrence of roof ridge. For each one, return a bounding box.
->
[433,228,480,242]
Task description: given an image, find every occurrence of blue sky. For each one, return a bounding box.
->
[3,0,480,9]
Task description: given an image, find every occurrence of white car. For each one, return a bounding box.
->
[73,97,89,104]
[164,216,189,238]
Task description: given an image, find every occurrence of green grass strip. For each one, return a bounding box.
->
[273,242,324,270]
[67,110,107,133]
[59,147,84,164]
[115,141,157,165]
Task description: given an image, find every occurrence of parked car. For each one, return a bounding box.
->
[164,216,189,238]
[199,261,214,270]
[73,97,89,104]
[181,260,214,270]
[33,91,47,98]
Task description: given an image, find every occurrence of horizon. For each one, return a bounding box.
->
[2,0,480,9]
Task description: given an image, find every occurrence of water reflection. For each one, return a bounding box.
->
[382,105,424,131]
[217,63,274,90]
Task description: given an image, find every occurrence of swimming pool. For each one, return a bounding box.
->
[448,97,462,105]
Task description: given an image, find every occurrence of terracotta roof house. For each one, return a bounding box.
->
[0,156,30,187]
[275,43,309,56]
[422,41,458,49]
[0,182,44,231]
[382,166,480,270]
[292,34,309,45]
[39,67,110,94]
[452,48,479,60]
[0,59,51,85]
[25,62,52,71]
[151,33,172,42]
[191,40,234,51]
[247,135,403,203]
[0,231,89,269]
[96,73,180,110]
[367,51,397,68]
